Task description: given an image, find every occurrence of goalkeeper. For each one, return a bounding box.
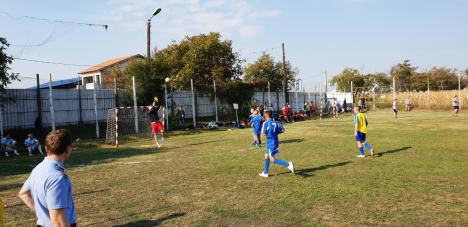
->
[149,97,165,148]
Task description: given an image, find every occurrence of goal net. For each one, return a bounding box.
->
[105,106,156,146]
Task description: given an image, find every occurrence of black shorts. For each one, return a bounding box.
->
[454,106,459,110]
[393,109,398,113]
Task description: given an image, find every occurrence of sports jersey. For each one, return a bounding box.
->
[1,137,16,145]
[25,137,38,148]
[149,105,161,122]
[354,112,368,134]
[261,119,284,149]
[251,115,263,130]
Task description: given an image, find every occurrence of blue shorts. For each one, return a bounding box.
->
[252,128,261,137]
[355,131,366,142]
[265,148,279,156]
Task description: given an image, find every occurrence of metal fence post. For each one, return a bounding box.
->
[191,79,196,129]
[48,74,56,131]
[132,76,139,134]
[93,76,100,138]
[213,80,218,122]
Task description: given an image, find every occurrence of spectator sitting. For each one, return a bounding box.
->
[2,133,19,157]
[25,133,44,156]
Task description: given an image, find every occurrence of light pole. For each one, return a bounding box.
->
[165,77,170,131]
[147,8,162,61]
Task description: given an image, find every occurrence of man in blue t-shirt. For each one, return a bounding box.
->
[2,133,19,157]
[24,133,44,156]
[259,111,295,178]
[18,129,76,227]
[250,109,263,147]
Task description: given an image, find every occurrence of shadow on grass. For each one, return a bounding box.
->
[281,138,304,144]
[287,161,353,178]
[376,146,412,157]
[113,212,186,227]
[0,146,159,177]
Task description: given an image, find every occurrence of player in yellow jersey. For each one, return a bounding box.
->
[354,106,375,158]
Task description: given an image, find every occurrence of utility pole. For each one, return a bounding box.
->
[324,70,328,93]
[282,42,289,104]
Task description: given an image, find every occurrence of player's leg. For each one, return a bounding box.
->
[259,153,270,177]
[12,143,19,155]
[37,143,43,154]
[363,140,374,157]
[356,141,365,157]
[270,151,295,173]
[27,146,32,156]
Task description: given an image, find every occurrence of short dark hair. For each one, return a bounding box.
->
[45,129,72,155]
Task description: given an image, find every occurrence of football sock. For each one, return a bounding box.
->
[359,147,365,156]
[263,159,270,174]
[364,142,373,151]
[274,159,289,167]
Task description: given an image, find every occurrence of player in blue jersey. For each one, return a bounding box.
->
[251,109,263,147]
[24,133,44,156]
[259,111,295,178]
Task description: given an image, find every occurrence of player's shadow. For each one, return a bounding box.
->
[375,146,412,157]
[293,161,353,178]
[113,212,186,227]
[281,138,304,144]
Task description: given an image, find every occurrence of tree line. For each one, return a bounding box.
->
[331,60,468,92]
[115,32,297,106]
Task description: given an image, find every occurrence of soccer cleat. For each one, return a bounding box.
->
[14,150,20,156]
[288,162,295,174]
[4,152,9,157]
[256,143,262,147]
[259,172,269,178]
[155,142,161,148]
[370,149,375,157]
[357,155,366,158]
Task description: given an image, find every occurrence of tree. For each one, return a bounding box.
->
[243,53,297,90]
[426,67,459,90]
[275,61,298,90]
[124,58,164,105]
[390,60,417,92]
[0,37,19,101]
[364,72,391,90]
[330,68,365,92]
[155,32,243,91]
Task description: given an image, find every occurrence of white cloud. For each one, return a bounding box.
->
[105,0,280,39]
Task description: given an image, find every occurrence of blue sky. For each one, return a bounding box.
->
[1,0,467,90]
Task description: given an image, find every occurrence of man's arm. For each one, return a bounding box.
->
[49,208,70,227]
[18,186,35,211]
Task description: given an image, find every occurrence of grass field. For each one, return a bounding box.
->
[1,110,467,226]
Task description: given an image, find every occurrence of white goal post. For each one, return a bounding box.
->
[105,106,161,146]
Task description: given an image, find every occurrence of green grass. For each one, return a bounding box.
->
[1,110,467,226]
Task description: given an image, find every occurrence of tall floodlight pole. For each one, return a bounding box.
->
[147,8,162,61]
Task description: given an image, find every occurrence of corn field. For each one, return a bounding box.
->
[375,90,468,110]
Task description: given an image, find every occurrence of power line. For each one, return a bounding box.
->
[13,57,95,67]
[0,11,108,30]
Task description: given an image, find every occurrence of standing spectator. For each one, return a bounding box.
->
[282,103,290,123]
[25,133,44,156]
[452,95,460,116]
[392,99,398,119]
[405,97,412,112]
[342,99,348,112]
[18,129,76,227]
[2,133,19,157]
[303,102,310,117]
[177,106,185,127]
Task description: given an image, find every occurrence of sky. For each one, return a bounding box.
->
[1,0,468,90]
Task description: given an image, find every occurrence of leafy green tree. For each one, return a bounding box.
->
[390,60,417,91]
[364,72,391,89]
[330,68,365,92]
[243,53,297,90]
[426,67,459,90]
[124,58,164,105]
[0,37,19,102]
[156,32,243,91]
